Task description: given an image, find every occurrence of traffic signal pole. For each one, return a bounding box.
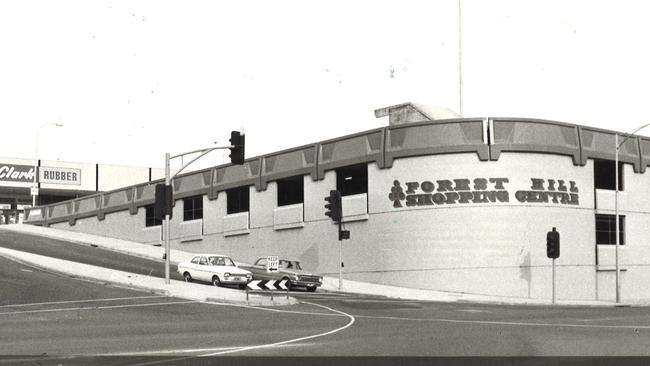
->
[339,219,342,290]
[161,132,245,285]
[552,258,556,304]
[546,227,560,304]
[164,153,170,284]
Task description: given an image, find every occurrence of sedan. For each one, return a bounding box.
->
[240,258,322,292]
[177,254,252,289]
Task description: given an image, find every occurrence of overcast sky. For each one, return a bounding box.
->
[2,0,649,169]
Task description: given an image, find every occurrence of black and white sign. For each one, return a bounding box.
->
[266,255,279,273]
[39,167,81,185]
[247,280,289,290]
[0,164,35,182]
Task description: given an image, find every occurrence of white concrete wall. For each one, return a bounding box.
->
[40,160,95,191]
[98,164,150,191]
[44,152,650,302]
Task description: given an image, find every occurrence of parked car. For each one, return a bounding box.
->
[241,258,323,292]
[177,254,252,290]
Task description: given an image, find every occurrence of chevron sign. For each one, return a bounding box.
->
[247,280,289,290]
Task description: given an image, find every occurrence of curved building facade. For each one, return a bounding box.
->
[24,108,650,302]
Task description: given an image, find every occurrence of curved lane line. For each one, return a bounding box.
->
[126,301,356,366]
[200,301,356,356]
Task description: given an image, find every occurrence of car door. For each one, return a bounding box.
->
[184,256,201,279]
[251,258,274,281]
[196,256,210,281]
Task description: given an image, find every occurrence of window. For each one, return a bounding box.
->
[595,214,625,245]
[199,256,208,265]
[336,164,368,197]
[145,205,162,227]
[277,176,304,206]
[191,256,200,264]
[594,159,623,190]
[183,195,203,221]
[227,186,250,214]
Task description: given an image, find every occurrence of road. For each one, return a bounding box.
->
[1,231,650,364]
[0,230,184,281]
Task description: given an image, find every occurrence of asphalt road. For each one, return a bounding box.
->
[0,230,184,281]
[2,231,650,364]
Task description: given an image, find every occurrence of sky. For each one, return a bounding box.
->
[2,0,650,169]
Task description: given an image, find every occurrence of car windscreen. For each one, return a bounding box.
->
[279,260,302,270]
[208,256,235,266]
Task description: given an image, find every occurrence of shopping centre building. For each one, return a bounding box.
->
[22,103,650,302]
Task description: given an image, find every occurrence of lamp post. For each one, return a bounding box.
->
[33,123,64,207]
[614,123,650,303]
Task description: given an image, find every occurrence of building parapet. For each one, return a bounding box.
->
[24,116,650,226]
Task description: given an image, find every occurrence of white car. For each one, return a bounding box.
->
[177,254,252,289]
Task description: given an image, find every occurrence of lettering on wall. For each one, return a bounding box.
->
[39,167,81,185]
[0,164,35,182]
[389,178,579,208]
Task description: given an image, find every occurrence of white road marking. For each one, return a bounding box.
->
[0,300,197,316]
[0,295,166,309]
[353,314,650,330]
[122,301,356,365]
[456,309,490,313]
[20,269,33,273]
[200,301,355,356]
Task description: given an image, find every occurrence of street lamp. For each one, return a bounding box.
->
[614,123,650,303]
[33,123,64,207]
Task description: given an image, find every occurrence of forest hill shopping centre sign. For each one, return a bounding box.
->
[388,178,579,208]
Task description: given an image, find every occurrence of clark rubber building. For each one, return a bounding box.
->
[23,103,650,303]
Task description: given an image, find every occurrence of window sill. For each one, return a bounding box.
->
[224,228,250,237]
[274,221,305,231]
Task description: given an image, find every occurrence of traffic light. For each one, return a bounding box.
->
[546,227,560,259]
[155,184,173,221]
[229,131,245,165]
[324,190,342,223]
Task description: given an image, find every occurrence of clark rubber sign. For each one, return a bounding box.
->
[0,164,35,182]
[0,164,81,185]
[389,178,579,208]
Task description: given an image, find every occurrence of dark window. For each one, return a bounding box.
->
[336,164,368,197]
[145,205,162,227]
[277,176,304,206]
[594,159,623,190]
[183,195,203,221]
[595,214,625,245]
[227,186,250,214]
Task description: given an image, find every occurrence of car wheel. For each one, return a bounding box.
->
[307,286,317,292]
[212,276,221,287]
[282,277,292,291]
[183,272,193,283]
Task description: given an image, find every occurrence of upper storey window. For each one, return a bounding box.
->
[277,176,304,207]
[227,186,250,214]
[593,159,623,191]
[336,164,368,197]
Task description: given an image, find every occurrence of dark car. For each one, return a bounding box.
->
[242,258,323,292]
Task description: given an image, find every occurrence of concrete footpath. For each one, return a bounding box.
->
[0,224,640,307]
